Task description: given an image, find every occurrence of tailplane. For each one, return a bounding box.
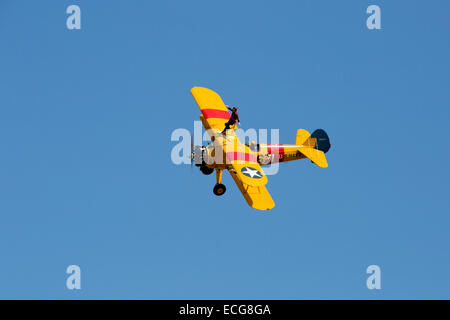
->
[297,146,328,168]
[295,129,311,146]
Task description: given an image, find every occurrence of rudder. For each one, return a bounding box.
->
[311,129,331,153]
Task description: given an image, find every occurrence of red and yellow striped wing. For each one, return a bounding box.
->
[191,87,232,134]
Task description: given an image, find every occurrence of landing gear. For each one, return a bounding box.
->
[213,183,226,196]
[200,165,214,175]
[213,169,226,196]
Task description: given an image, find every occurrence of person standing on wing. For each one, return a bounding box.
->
[221,106,240,134]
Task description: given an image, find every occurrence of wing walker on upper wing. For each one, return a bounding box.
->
[189,87,331,211]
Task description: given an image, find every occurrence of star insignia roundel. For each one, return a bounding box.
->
[240,166,263,179]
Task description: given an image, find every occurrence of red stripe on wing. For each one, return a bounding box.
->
[226,152,257,163]
[202,109,230,119]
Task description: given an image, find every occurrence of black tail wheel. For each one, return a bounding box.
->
[213,184,226,196]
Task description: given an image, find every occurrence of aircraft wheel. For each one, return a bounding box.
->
[200,165,214,175]
[213,184,226,196]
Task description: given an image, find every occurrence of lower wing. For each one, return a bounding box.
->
[228,168,275,210]
[221,134,275,211]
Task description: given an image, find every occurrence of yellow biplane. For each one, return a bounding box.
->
[190,87,331,210]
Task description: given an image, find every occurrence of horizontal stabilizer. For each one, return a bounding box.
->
[297,147,328,168]
[295,129,310,146]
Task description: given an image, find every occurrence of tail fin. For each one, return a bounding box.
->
[295,128,331,168]
[295,129,331,153]
[295,129,319,148]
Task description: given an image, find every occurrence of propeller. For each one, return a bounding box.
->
[190,135,194,169]
[185,134,196,175]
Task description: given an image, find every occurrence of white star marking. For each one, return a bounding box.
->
[241,167,262,178]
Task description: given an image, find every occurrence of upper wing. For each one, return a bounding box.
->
[191,87,234,137]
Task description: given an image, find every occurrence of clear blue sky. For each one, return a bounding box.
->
[0,0,449,299]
